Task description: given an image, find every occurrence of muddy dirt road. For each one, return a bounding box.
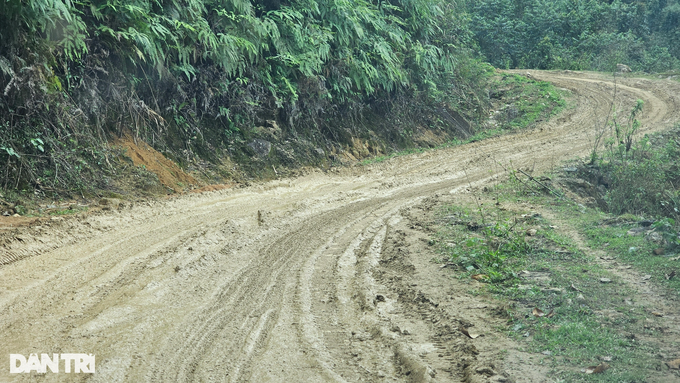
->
[1,71,680,382]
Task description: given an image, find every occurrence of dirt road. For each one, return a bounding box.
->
[1,71,680,382]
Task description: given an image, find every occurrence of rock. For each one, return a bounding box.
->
[315,148,325,156]
[617,63,632,73]
[600,278,612,283]
[248,139,272,157]
[646,231,664,243]
[505,105,520,120]
[526,229,537,236]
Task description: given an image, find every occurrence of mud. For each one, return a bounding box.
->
[1,71,680,382]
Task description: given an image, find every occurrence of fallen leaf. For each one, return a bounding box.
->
[532,307,545,317]
[652,312,664,317]
[667,359,680,370]
[666,270,676,280]
[599,278,612,283]
[546,309,555,318]
[569,283,582,292]
[460,327,480,339]
[642,275,652,281]
[471,274,488,281]
[585,363,610,374]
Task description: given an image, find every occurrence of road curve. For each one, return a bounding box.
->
[1,71,679,382]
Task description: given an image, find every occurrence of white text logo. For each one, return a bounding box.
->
[10,354,95,373]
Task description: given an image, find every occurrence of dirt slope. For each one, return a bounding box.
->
[1,71,680,382]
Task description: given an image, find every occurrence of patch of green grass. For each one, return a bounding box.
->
[580,215,680,293]
[494,74,568,131]
[434,178,675,381]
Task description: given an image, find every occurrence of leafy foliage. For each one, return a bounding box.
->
[0,0,486,194]
[467,0,680,72]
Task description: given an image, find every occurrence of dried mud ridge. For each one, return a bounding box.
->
[1,71,680,382]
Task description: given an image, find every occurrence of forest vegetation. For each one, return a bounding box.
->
[0,0,678,197]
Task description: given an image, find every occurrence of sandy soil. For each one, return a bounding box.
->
[1,71,680,382]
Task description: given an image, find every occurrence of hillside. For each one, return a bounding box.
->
[0,0,491,199]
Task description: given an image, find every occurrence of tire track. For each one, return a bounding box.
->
[1,71,679,382]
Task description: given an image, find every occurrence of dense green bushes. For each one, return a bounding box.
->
[600,128,680,220]
[0,0,491,194]
[466,0,680,72]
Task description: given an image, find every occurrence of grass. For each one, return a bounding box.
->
[433,171,679,382]
[581,219,680,292]
[360,74,568,166]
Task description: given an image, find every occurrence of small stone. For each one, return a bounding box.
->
[600,278,612,283]
[248,139,272,157]
[542,350,552,356]
[526,229,538,236]
[576,294,586,301]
